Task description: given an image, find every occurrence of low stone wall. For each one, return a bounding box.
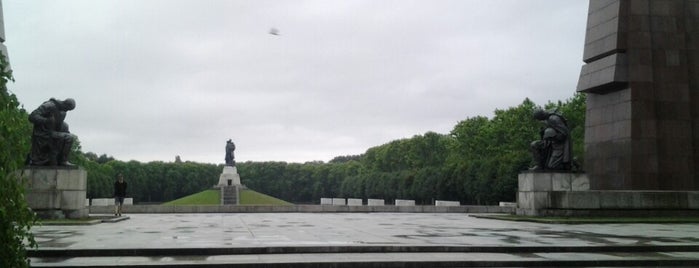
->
[89,204,514,214]
[435,200,460,206]
[395,199,416,206]
[332,198,346,206]
[347,198,362,206]
[367,199,385,206]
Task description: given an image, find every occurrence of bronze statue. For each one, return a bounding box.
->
[225,139,236,166]
[28,98,77,166]
[530,109,572,171]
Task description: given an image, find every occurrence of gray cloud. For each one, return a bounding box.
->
[4,0,588,163]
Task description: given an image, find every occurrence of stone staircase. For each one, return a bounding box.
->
[220,185,238,205]
[28,245,699,267]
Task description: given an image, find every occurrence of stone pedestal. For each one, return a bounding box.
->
[517,171,699,216]
[517,172,589,216]
[216,166,241,186]
[22,167,88,219]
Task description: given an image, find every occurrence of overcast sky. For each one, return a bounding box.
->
[4,0,589,164]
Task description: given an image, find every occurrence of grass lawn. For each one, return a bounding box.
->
[163,189,291,205]
[163,189,220,205]
[239,189,292,205]
[471,214,699,224]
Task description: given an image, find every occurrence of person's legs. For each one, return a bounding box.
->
[114,198,119,216]
[114,197,124,216]
[118,197,125,216]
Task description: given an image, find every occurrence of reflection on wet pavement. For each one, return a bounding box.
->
[30,213,699,250]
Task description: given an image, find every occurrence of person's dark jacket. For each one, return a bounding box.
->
[114,181,127,197]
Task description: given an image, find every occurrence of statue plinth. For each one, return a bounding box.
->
[21,166,88,219]
[517,171,699,216]
[517,171,589,216]
[216,166,241,186]
[215,166,242,205]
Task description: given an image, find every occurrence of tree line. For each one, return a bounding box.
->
[0,86,583,268]
[76,93,585,205]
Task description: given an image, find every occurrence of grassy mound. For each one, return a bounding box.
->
[163,189,291,205]
[239,189,292,205]
[164,189,220,205]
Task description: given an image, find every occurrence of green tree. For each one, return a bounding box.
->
[0,53,37,268]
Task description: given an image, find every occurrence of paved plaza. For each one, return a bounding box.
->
[29,213,699,267]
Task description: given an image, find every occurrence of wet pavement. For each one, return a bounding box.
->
[29,213,699,267]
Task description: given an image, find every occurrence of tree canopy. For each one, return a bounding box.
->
[75,93,585,206]
[0,53,37,268]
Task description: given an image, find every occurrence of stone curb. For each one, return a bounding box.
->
[26,257,699,268]
[88,204,515,214]
[28,244,699,257]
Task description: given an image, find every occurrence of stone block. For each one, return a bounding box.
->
[367,199,384,206]
[518,172,552,191]
[61,190,86,210]
[85,198,90,206]
[583,21,622,62]
[394,199,415,206]
[65,208,88,219]
[91,198,114,206]
[56,169,87,190]
[26,191,60,209]
[348,205,369,212]
[498,202,517,207]
[435,200,460,206]
[23,168,88,219]
[331,198,345,206]
[25,169,56,191]
[518,172,534,191]
[689,192,699,209]
[347,198,362,206]
[519,172,589,192]
[320,198,332,205]
[551,173,571,191]
[599,191,639,208]
[91,198,108,206]
[572,173,591,191]
[577,53,629,93]
[639,192,685,208]
[517,192,550,210]
[565,192,601,209]
[124,198,134,205]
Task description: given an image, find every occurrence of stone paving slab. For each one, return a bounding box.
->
[32,213,699,250]
[28,213,699,267]
[28,252,699,267]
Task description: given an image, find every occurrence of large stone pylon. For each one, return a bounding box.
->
[577,0,699,190]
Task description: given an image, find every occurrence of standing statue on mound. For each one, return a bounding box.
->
[225,139,236,166]
[28,98,77,166]
[530,108,572,171]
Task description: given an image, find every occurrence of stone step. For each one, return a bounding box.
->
[28,251,699,267]
[28,245,699,257]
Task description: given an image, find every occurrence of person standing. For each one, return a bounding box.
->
[114,174,127,216]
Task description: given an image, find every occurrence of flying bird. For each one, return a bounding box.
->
[269,28,280,36]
